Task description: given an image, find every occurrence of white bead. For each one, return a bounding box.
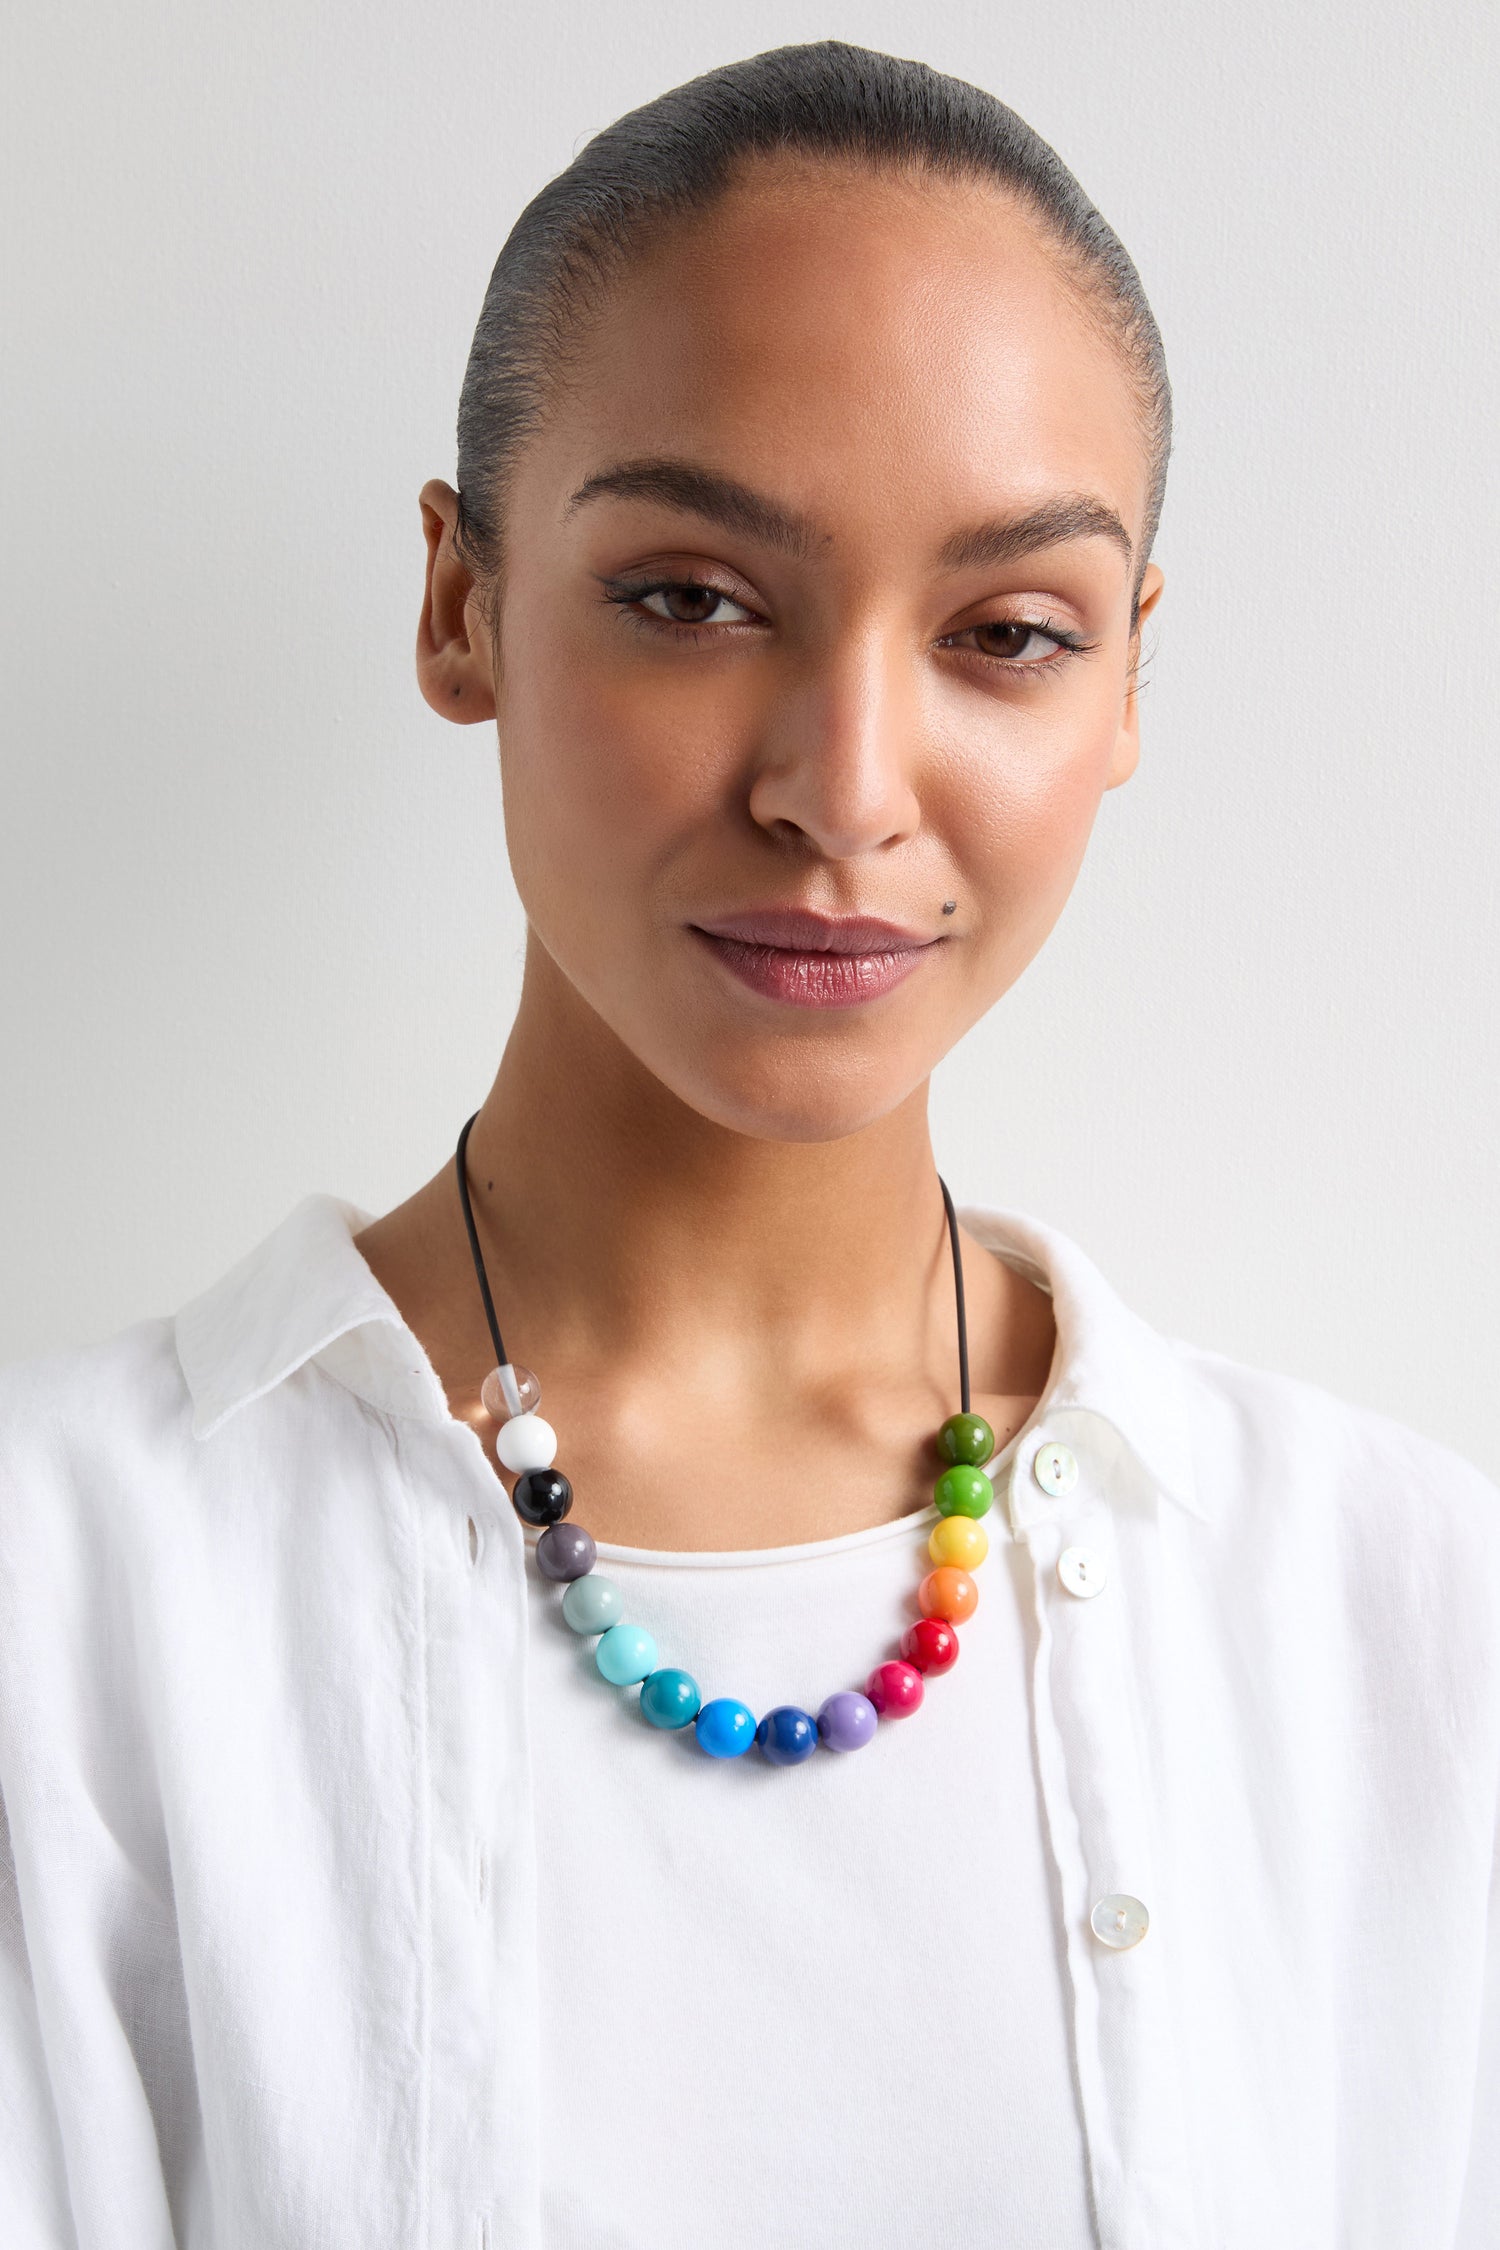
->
[496,1412,557,1474]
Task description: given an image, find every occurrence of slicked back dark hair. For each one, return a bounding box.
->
[455,40,1171,625]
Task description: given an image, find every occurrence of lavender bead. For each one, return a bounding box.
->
[536,1522,597,1581]
[817,1690,879,1753]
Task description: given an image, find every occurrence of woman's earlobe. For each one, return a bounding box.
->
[1105,562,1163,787]
[1105,723,1141,790]
[415,478,498,724]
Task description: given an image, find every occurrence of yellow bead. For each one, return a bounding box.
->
[928,1515,988,1570]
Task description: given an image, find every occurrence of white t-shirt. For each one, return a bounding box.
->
[525,1501,1095,2249]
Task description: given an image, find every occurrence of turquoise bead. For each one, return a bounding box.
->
[561,1575,621,1635]
[596,1621,658,1685]
[694,1697,757,1758]
[640,1667,701,1729]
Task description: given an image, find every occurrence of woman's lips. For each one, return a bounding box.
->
[689,909,942,1009]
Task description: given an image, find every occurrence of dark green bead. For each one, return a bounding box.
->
[934,1463,994,1519]
[938,1413,995,1468]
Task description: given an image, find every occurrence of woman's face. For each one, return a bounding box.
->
[421,157,1163,1142]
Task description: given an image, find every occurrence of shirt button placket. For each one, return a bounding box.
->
[1016,1426,1192,2241]
[440,1459,542,2249]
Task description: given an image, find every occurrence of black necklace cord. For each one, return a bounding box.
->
[455,1112,515,1395]
[939,1175,971,1417]
[459,1110,970,1424]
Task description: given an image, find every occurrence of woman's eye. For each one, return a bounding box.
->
[606,580,1082,662]
[944,619,1074,665]
[637,583,756,626]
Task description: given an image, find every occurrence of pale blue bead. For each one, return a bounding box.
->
[596,1622,658,1685]
[562,1575,621,1636]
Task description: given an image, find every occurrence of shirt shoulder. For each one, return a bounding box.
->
[0,1317,207,1585]
[0,1315,192,1480]
[1169,1333,1500,1581]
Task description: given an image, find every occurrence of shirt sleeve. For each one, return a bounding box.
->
[1454,1796,1500,2246]
[0,1785,77,2248]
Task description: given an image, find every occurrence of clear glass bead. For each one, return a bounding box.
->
[481,1363,540,1421]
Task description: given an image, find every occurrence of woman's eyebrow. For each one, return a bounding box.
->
[565,458,1132,575]
[566,458,821,559]
[938,496,1133,573]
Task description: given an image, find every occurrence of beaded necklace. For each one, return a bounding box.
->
[455,1111,996,1764]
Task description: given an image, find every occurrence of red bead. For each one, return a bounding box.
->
[901,1617,960,1674]
[865,1659,924,1717]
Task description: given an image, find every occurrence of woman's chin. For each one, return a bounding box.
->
[649,1044,928,1146]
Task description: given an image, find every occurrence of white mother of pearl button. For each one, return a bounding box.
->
[1033,1441,1079,1498]
[1058,1545,1108,1598]
[496,1412,557,1475]
[1090,1894,1149,1949]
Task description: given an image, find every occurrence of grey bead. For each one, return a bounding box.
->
[535,1521,597,1581]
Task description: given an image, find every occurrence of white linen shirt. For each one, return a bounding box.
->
[1,1192,1498,2249]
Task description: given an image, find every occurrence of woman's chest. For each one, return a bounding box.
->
[524,1524,1095,2247]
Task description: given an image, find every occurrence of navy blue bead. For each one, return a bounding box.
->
[755,1706,819,1765]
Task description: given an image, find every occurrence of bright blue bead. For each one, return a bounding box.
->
[755,1706,819,1765]
[595,1622,658,1685]
[562,1575,621,1635]
[694,1697,757,1758]
[640,1667,701,1729]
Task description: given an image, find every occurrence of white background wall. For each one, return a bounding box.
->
[3,0,1496,1475]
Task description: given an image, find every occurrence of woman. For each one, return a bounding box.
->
[1,38,1495,2250]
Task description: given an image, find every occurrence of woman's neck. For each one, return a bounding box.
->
[355,943,1056,1548]
[475,948,952,1355]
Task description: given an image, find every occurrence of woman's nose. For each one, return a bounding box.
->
[745,630,923,860]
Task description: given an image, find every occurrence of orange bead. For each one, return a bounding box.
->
[919,1566,978,1623]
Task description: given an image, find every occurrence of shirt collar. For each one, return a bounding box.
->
[959,1205,1204,1525]
[175,1193,453,1437]
[175,1192,1202,1523]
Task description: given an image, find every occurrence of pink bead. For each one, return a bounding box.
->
[865,1659,924,1718]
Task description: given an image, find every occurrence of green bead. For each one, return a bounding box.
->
[938,1413,995,1468]
[934,1463,994,1519]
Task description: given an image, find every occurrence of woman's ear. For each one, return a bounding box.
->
[1105,561,1164,790]
[415,479,498,723]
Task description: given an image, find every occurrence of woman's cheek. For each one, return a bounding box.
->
[941,704,1119,969]
[498,691,730,981]
[515,636,742,849]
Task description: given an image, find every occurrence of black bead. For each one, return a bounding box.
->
[511,1467,573,1527]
